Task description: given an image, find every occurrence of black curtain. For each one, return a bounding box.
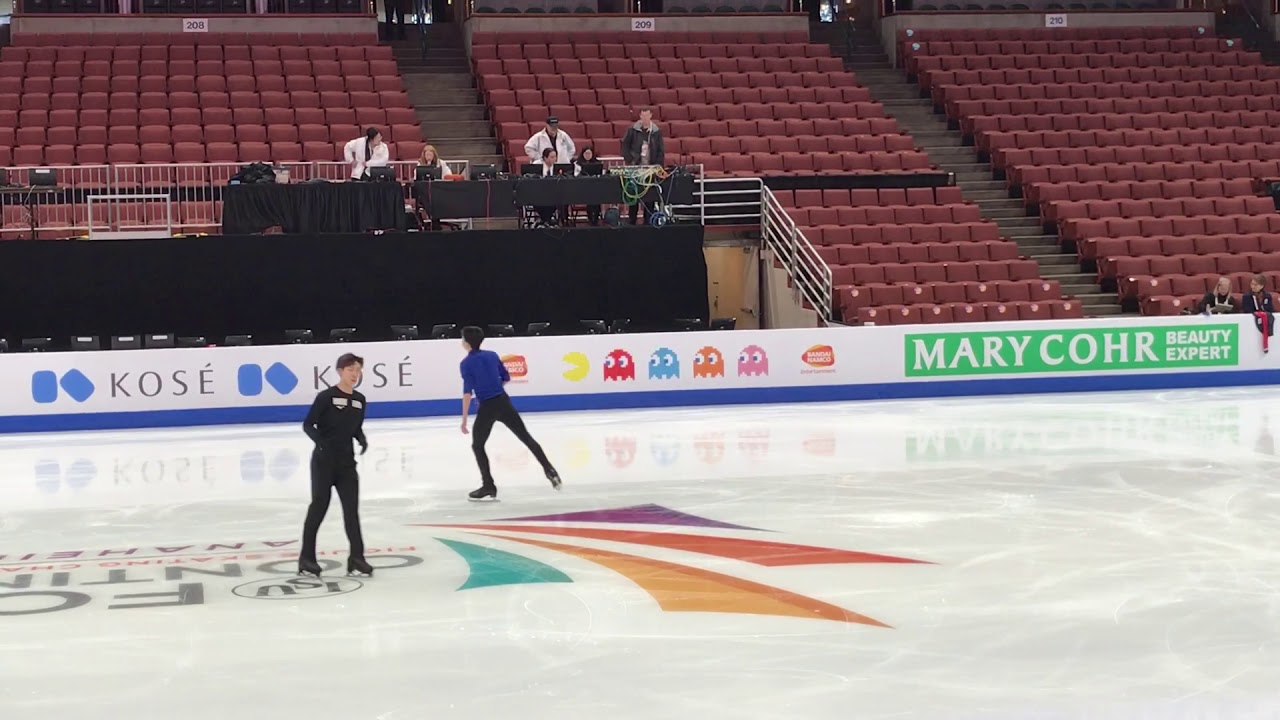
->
[0,226,708,342]
[221,182,407,235]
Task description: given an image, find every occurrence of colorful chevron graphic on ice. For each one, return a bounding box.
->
[418,504,931,627]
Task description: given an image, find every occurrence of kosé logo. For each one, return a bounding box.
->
[237,362,298,396]
[801,344,836,374]
[31,369,96,404]
[501,354,528,382]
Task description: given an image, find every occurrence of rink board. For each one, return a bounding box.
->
[0,314,1277,432]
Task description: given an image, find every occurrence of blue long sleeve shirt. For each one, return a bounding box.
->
[460,349,509,402]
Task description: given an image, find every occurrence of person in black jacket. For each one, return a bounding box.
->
[574,146,605,226]
[621,109,665,225]
[298,353,372,578]
[1243,274,1276,352]
[1198,276,1237,315]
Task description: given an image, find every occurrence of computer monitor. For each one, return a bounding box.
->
[29,168,57,187]
[415,165,442,181]
[578,163,604,176]
[368,167,397,182]
[519,163,542,177]
[472,164,498,180]
[552,163,574,176]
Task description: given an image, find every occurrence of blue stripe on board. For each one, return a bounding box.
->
[4,368,1280,433]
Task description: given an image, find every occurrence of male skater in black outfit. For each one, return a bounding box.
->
[459,326,561,500]
[298,352,373,578]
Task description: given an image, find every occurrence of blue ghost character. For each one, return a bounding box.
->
[648,347,680,380]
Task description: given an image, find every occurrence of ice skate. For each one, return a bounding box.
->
[347,556,374,577]
[545,466,562,490]
[297,558,323,578]
[468,484,498,501]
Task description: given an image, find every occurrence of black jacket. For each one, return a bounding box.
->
[1198,291,1236,314]
[1243,291,1276,336]
[621,122,665,167]
[303,386,368,462]
[1243,291,1275,314]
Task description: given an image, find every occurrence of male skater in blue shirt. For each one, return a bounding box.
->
[460,325,562,500]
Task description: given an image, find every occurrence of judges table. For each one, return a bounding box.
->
[415,174,697,220]
[222,182,407,235]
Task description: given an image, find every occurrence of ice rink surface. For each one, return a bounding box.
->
[3,388,1280,720]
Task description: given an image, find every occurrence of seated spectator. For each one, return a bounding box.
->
[574,146,605,226]
[1243,274,1276,351]
[344,127,389,181]
[1244,274,1275,315]
[418,145,455,177]
[1199,277,1237,315]
[525,117,576,166]
[534,147,565,226]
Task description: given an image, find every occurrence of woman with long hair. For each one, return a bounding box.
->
[574,145,604,226]
[417,144,454,177]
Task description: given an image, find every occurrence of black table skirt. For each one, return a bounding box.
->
[222,182,407,235]
[417,179,521,219]
[416,173,697,219]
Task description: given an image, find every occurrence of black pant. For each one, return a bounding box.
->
[383,0,405,38]
[300,450,365,562]
[629,200,651,225]
[535,205,566,226]
[472,393,551,485]
[585,205,601,225]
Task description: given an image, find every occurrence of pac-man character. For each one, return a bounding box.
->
[562,352,589,382]
[738,429,770,460]
[605,436,637,468]
[694,432,725,464]
[650,437,681,466]
[737,345,769,377]
[603,349,635,381]
[648,347,680,380]
[692,346,725,378]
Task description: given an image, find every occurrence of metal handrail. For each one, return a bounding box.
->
[760,184,832,322]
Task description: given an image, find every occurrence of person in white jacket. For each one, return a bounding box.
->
[524,117,575,166]
[344,127,390,180]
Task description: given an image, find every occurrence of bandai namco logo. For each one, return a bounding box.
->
[801,344,836,374]
[501,354,529,383]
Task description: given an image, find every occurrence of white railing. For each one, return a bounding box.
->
[0,160,476,239]
[760,185,833,323]
[86,194,174,240]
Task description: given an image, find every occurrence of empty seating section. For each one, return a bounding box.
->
[472,31,934,176]
[905,25,1280,317]
[0,32,423,173]
[775,187,1076,324]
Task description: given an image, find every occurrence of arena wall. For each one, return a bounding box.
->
[1,315,1274,433]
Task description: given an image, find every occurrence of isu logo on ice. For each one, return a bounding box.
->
[500,354,528,382]
[419,504,933,627]
[801,344,836,374]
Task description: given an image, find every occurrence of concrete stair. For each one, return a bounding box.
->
[386,25,502,174]
[817,23,1127,319]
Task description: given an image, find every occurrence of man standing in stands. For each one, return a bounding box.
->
[383,0,407,41]
[622,108,665,225]
[525,117,576,166]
